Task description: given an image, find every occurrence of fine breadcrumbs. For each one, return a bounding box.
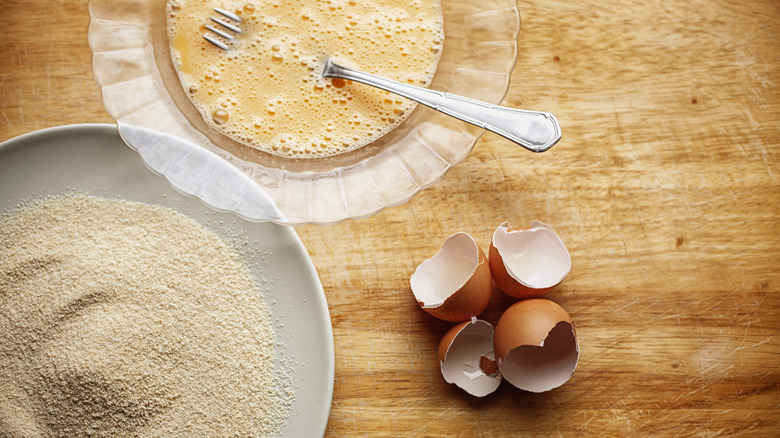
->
[0,195,292,437]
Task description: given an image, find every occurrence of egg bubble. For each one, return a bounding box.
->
[212,109,229,125]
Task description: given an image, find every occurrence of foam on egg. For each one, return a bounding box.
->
[166,0,444,158]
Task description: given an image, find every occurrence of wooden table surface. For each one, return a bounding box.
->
[2,0,778,436]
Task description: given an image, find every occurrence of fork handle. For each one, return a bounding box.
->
[322,59,561,153]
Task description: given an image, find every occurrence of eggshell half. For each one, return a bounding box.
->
[489,221,571,299]
[494,299,579,393]
[439,317,502,397]
[410,232,492,322]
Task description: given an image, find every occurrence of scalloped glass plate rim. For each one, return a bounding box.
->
[88,0,521,225]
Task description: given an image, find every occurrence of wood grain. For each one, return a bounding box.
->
[1,0,778,436]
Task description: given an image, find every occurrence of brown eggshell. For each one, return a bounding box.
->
[410,232,493,322]
[494,299,579,393]
[438,320,471,362]
[438,318,502,397]
[489,221,571,299]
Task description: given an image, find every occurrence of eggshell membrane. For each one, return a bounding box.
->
[489,220,571,299]
[410,232,492,322]
[438,318,502,397]
[494,299,579,393]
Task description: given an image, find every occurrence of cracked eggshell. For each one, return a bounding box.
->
[489,220,572,299]
[438,317,502,397]
[410,232,492,322]
[494,298,579,393]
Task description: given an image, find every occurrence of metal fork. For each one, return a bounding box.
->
[202,9,561,153]
[203,8,242,51]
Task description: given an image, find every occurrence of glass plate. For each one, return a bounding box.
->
[89,0,520,225]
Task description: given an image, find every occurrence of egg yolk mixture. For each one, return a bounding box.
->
[167,0,444,158]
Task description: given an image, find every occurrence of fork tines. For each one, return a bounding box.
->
[203,8,242,51]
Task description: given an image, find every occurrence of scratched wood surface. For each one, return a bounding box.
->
[1,0,778,436]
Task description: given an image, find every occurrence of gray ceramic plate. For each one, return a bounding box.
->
[0,124,333,437]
